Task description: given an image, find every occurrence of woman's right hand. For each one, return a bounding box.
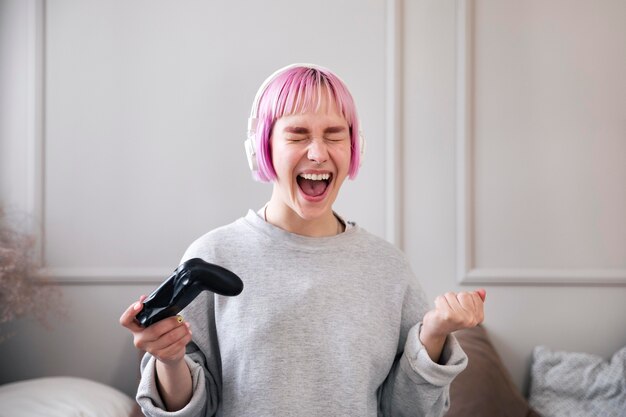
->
[119,295,193,366]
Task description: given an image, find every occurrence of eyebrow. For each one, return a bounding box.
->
[283,126,347,134]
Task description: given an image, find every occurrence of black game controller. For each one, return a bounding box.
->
[136,258,243,327]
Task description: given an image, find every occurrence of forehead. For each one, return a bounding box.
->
[274,98,349,130]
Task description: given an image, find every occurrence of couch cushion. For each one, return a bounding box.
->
[0,377,136,417]
[447,325,539,417]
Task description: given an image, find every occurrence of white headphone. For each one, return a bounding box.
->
[244,63,365,176]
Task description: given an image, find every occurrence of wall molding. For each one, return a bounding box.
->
[25,1,170,286]
[385,0,403,249]
[38,267,170,285]
[464,268,626,286]
[28,0,404,284]
[25,0,45,266]
[455,0,626,285]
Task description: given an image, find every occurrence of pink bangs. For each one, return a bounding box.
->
[253,65,361,182]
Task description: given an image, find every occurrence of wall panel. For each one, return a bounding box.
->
[457,0,626,284]
[0,0,393,395]
[404,0,626,392]
[42,0,389,281]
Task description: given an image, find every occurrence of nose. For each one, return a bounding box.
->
[307,138,329,165]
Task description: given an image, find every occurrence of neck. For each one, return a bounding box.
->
[262,201,343,237]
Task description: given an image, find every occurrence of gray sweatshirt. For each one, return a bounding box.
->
[137,210,468,417]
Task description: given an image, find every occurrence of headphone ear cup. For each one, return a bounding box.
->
[244,136,258,173]
[358,132,365,167]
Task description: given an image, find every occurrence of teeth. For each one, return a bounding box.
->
[299,173,330,181]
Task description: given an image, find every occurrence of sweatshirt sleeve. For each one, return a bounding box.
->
[136,350,215,417]
[379,323,467,416]
[135,244,223,417]
[379,265,468,416]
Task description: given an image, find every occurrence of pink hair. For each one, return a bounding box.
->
[251,65,361,182]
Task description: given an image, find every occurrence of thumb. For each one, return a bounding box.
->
[475,289,487,302]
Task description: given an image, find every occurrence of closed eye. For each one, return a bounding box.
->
[286,136,308,142]
[325,135,348,142]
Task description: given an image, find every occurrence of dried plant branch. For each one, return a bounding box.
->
[0,207,64,343]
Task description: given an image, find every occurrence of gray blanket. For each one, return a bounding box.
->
[529,345,626,417]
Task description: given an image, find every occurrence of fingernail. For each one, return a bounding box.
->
[134,302,141,311]
[176,315,184,323]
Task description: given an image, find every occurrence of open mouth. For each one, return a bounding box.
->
[296,173,333,197]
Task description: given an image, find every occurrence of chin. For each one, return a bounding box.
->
[295,190,337,217]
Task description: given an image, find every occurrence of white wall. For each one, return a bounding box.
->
[0,0,35,220]
[43,0,387,271]
[1,0,389,396]
[1,0,625,399]
[403,0,626,393]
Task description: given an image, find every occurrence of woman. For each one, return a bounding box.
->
[120,63,486,417]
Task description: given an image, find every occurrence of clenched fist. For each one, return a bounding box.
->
[420,289,486,362]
